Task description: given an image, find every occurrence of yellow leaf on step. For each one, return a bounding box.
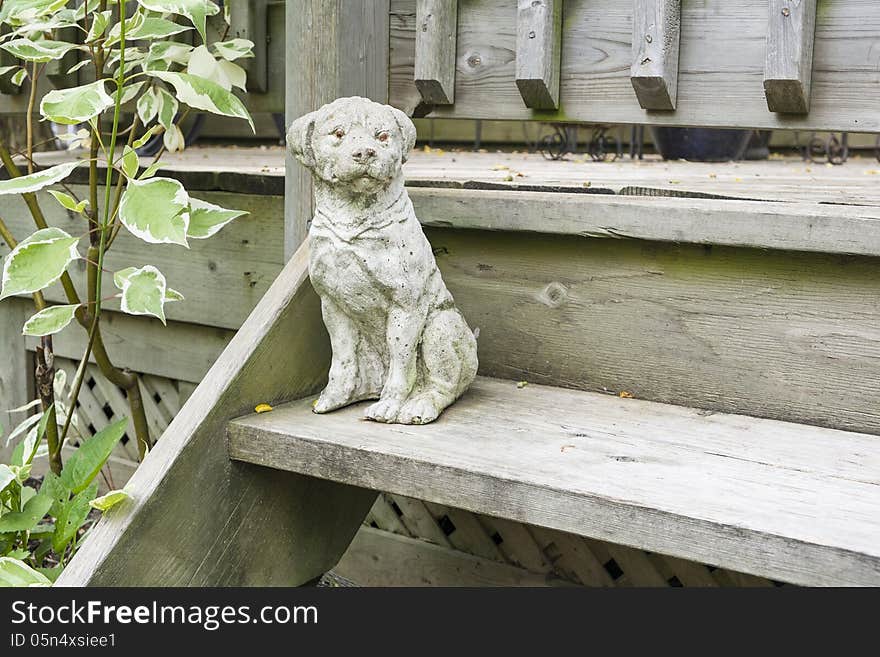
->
[255,403,273,413]
[619,391,634,398]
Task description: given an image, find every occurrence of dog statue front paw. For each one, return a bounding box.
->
[313,381,359,414]
[365,399,404,423]
[397,395,441,425]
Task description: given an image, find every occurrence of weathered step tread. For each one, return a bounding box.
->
[227,376,880,586]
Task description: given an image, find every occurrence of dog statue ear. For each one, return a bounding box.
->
[286,112,317,169]
[390,107,417,163]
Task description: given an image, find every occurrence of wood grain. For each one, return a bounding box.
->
[389,0,880,132]
[630,0,681,110]
[335,526,575,586]
[410,187,880,257]
[228,376,880,586]
[414,0,458,104]
[424,229,880,435]
[58,242,377,586]
[0,298,30,462]
[515,0,562,110]
[285,0,390,258]
[764,0,817,114]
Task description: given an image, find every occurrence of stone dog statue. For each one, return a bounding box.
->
[287,96,478,425]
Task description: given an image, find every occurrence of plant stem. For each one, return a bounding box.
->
[35,339,62,475]
[25,62,39,175]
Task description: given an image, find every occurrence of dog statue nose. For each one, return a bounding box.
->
[352,147,377,163]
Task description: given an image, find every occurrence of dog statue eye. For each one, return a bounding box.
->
[377,132,390,143]
[333,128,345,139]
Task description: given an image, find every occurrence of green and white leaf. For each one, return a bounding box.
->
[0,464,15,494]
[0,38,78,63]
[103,11,146,47]
[213,38,254,61]
[118,177,189,246]
[139,161,162,179]
[0,558,52,587]
[22,304,79,337]
[120,81,145,105]
[48,189,88,214]
[129,16,192,40]
[163,123,184,153]
[144,41,192,69]
[85,9,113,42]
[9,69,27,87]
[0,228,79,300]
[0,0,69,25]
[165,287,184,302]
[3,412,40,449]
[0,161,80,195]
[89,489,130,511]
[40,81,114,125]
[120,145,139,178]
[118,265,168,323]
[156,86,178,131]
[148,71,253,130]
[188,197,247,239]
[132,124,161,149]
[137,0,220,41]
[56,128,90,150]
[66,59,92,75]
[136,87,159,125]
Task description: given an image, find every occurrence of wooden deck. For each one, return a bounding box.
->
[227,376,880,587]
[33,145,880,204]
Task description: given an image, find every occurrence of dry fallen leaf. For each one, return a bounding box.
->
[491,164,510,171]
[255,403,273,413]
[516,381,528,389]
[618,391,634,399]
[560,444,576,453]
[865,169,880,175]
[582,181,591,188]
[503,174,514,182]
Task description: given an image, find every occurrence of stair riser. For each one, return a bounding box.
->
[428,228,880,436]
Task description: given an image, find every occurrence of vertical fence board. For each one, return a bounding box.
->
[764,0,817,113]
[414,0,458,104]
[515,0,562,109]
[630,0,681,110]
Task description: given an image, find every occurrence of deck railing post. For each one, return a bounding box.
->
[284,0,391,260]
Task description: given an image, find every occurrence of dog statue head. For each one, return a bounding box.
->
[287,96,417,195]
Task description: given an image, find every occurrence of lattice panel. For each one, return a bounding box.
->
[366,493,781,587]
[55,357,184,471]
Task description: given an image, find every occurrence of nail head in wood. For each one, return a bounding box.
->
[630,0,681,111]
[414,0,458,105]
[515,0,563,110]
[763,0,817,114]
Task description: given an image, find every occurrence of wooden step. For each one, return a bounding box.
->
[227,376,880,586]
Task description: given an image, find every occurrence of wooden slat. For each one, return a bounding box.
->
[764,0,817,114]
[389,0,880,132]
[630,0,681,110]
[515,0,562,110]
[335,526,574,586]
[58,242,378,586]
[0,298,30,462]
[414,0,458,105]
[410,187,880,258]
[228,376,880,586]
[24,310,234,384]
